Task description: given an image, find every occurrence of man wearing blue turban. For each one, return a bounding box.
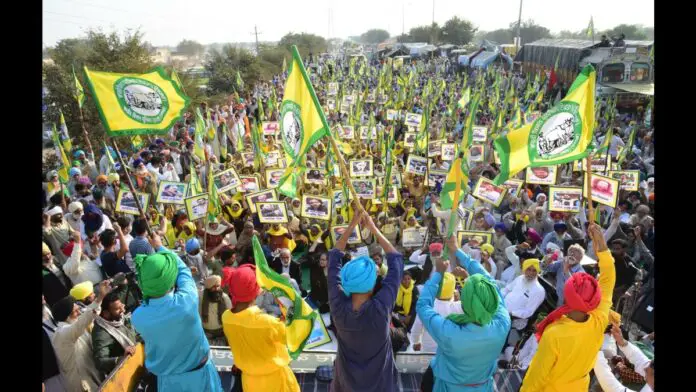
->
[328,208,403,392]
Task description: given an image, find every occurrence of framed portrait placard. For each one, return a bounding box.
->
[305,169,327,185]
[387,186,399,203]
[402,227,429,248]
[365,92,376,103]
[359,126,377,140]
[156,181,189,205]
[472,126,488,143]
[265,151,281,167]
[525,166,558,185]
[608,170,640,191]
[469,144,484,163]
[441,143,456,161]
[265,169,285,188]
[386,109,398,121]
[351,179,376,199]
[349,159,373,177]
[261,121,279,136]
[327,82,338,96]
[501,179,525,198]
[404,132,417,148]
[301,195,332,221]
[241,152,255,167]
[427,170,448,188]
[472,177,507,207]
[115,190,150,216]
[213,167,241,193]
[428,140,444,158]
[339,125,354,140]
[238,176,260,193]
[245,189,278,214]
[583,173,620,208]
[548,187,583,213]
[257,202,289,224]
[405,112,423,127]
[391,171,403,188]
[326,98,336,110]
[457,230,493,247]
[405,155,428,175]
[184,194,209,221]
[304,313,333,350]
[331,225,362,245]
[583,153,611,173]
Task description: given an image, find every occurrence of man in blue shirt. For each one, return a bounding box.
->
[328,209,402,392]
[131,233,223,391]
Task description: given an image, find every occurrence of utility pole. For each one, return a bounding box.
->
[401,2,405,43]
[251,25,262,55]
[431,0,435,44]
[516,0,523,51]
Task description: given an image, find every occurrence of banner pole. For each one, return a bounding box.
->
[112,139,152,236]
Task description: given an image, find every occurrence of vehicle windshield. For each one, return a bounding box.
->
[602,63,625,83]
[630,63,650,82]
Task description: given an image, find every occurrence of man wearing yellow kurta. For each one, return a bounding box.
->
[222,263,300,392]
[520,223,616,391]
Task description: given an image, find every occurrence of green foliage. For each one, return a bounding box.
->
[482,29,513,44]
[278,33,328,58]
[602,24,648,40]
[442,17,477,46]
[509,20,553,44]
[205,45,260,97]
[360,29,390,44]
[176,39,205,57]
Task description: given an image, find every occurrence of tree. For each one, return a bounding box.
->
[603,24,648,40]
[509,19,552,45]
[557,30,586,39]
[205,45,261,97]
[176,39,205,57]
[43,29,155,149]
[408,24,437,43]
[441,17,477,45]
[482,29,513,44]
[360,29,390,44]
[278,33,328,59]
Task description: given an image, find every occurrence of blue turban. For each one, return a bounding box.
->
[82,204,104,233]
[554,222,567,232]
[69,167,81,178]
[494,222,507,232]
[340,256,377,297]
[73,149,85,158]
[132,158,144,169]
[186,238,200,253]
[484,213,496,228]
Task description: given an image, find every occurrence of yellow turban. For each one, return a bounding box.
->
[522,258,541,274]
[437,272,456,300]
[70,281,94,301]
[609,310,621,326]
[42,242,51,255]
[480,243,494,256]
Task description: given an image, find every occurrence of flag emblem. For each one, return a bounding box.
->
[115,77,168,123]
[280,100,304,160]
[529,102,582,162]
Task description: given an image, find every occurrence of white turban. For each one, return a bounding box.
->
[45,206,63,217]
[68,202,83,214]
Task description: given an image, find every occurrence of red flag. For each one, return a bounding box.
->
[547,54,560,92]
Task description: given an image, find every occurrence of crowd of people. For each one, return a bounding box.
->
[42,52,655,391]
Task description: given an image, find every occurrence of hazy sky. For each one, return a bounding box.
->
[43,0,654,47]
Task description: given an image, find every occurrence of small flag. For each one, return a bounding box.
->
[189,162,203,196]
[236,70,244,91]
[51,124,71,183]
[207,164,220,220]
[72,65,85,109]
[461,93,481,150]
[587,16,594,38]
[457,87,471,110]
[58,110,73,153]
[439,153,469,210]
[252,235,317,359]
[493,65,597,185]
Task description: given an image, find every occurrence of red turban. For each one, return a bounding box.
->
[526,228,543,246]
[226,264,260,306]
[535,272,601,340]
[429,243,443,254]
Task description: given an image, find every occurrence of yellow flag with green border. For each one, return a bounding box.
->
[493,65,596,185]
[83,66,189,137]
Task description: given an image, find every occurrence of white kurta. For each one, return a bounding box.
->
[410,298,463,353]
[502,275,546,330]
[61,242,104,286]
[52,302,103,392]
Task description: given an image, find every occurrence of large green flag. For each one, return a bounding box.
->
[439,153,469,211]
[461,93,481,151]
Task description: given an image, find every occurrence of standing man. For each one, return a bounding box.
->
[92,292,138,375]
[520,223,615,391]
[131,234,223,391]
[328,209,403,392]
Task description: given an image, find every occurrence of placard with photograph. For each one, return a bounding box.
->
[548,187,583,213]
[608,170,640,191]
[583,173,620,208]
[257,202,289,224]
[427,170,448,188]
[213,167,241,193]
[428,140,444,158]
[331,225,362,245]
[245,189,278,214]
[305,169,327,185]
[525,166,558,185]
[261,121,279,136]
[115,190,150,216]
[301,195,332,221]
[459,208,474,231]
[472,177,507,207]
[332,188,351,208]
[265,169,285,188]
[387,186,399,203]
[386,109,398,121]
[365,92,376,103]
[304,312,332,350]
[472,126,488,143]
[241,152,255,167]
[238,176,260,193]
[525,111,541,123]
[327,82,338,96]
[343,94,354,105]
[405,155,428,175]
[326,98,336,110]
[441,143,456,161]
[469,144,484,163]
[405,112,423,127]
[349,159,373,177]
[404,132,417,147]
[457,230,493,247]
[402,227,429,248]
[340,101,351,114]
[184,193,209,221]
[390,171,402,188]
[583,153,610,173]
[351,179,376,199]
[338,125,354,140]
[359,126,377,140]
[377,93,388,105]
[501,179,525,198]
[156,181,189,205]
[265,151,281,166]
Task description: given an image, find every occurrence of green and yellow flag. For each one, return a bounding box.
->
[276,45,331,198]
[83,66,189,136]
[188,162,204,196]
[58,110,73,153]
[493,65,597,185]
[457,87,471,110]
[236,70,244,91]
[51,124,71,183]
[252,235,317,359]
[72,65,85,109]
[439,153,469,210]
[207,165,220,220]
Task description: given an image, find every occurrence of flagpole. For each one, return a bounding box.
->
[202,159,210,254]
[111,139,152,236]
[585,154,595,224]
[78,106,95,159]
[326,132,367,215]
[59,180,68,211]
